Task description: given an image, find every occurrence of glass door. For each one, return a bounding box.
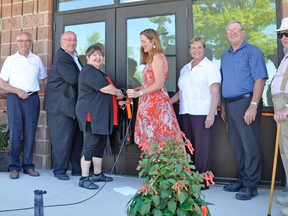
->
[116,1,191,92]
[53,9,116,79]
[114,1,190,174]
[53,0,191,174]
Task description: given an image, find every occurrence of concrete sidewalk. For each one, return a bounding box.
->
[0,170,285,216]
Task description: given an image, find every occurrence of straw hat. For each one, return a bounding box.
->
[276,17,288,32]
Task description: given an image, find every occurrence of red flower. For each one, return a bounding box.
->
[138,184,150,195]
[200,205,208,216]
[203,171,215,187]
[171,181,188,194]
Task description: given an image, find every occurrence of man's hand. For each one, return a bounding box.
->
[244,105,257,125]
[274,106,288,123]
[221,102,227,123]
[17,89,29,100]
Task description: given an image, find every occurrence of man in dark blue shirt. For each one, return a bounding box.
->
[220,20,268,200]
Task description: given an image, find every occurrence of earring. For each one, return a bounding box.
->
[152,44,156,49]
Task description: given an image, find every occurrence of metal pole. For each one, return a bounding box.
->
[34,190,47,216]
[267,122,281,216]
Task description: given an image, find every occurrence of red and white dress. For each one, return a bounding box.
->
[134,53,181,150]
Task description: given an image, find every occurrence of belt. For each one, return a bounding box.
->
[225,93,252,103]
[27,91,38,96]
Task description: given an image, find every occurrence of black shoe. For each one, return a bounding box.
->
[71,172,81,176]
[235,187,258,200]
[223,182,243,192]
[90,172,113,182]
[54,173,70,181]
[79,177,99,190]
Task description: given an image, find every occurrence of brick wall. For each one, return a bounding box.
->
[0,0,53,169]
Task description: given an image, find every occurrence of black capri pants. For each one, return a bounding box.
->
[83,122,107,160]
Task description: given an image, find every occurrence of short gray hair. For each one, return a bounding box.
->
[16,32,32,41]
[189,37,206,48]
[226,20,245,31]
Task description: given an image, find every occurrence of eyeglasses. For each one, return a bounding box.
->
[17,39,32,43]
[226,28,243,34]
[277,32,288,39]
[62,38,77,43]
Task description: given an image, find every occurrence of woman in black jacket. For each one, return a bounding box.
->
[75,43,124,189]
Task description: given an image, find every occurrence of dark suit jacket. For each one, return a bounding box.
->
[75,64,114,135]
[44,48,81,119]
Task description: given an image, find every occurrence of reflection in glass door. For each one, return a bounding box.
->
[127,15,176,91]
[53,9,116,80]
[65,22,106,69]
[116,1,191,92]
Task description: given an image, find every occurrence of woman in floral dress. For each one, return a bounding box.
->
[127,28,180,150]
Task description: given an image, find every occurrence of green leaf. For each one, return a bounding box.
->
[140,202,151,215]
[167,199,177,213]
[160,189,172,198]
[174,164,183,174]
[192,203,202,215]
[134,196,144,211]
[159,180,170,189]
[166,178,176,185]
[149,164,159,175]
[153,208,162,216]
[159,166,172,175]
[180,198,193,211]
[159,197,168,208]
[176,208,187,216]
[152,195,160,206]
[177,191,187,204]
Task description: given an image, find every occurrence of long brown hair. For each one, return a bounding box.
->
[140,28,163,65]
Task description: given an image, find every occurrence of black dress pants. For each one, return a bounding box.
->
[7,93,40,171]
[47,113,83,175]
[225,97,262,188]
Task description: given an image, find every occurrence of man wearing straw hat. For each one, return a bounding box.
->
[272,17,288,216]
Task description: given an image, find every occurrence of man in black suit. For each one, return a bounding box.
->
[44,31,83,180]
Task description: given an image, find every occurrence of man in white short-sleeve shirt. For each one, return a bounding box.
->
[0,32,47,179]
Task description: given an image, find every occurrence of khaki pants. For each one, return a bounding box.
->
[272,93,288,187]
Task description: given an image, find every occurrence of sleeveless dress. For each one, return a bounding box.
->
[134,53,181,149]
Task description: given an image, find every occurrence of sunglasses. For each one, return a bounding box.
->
[277,32,288,39]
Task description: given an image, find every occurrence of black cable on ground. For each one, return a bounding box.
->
[0,98,134,213]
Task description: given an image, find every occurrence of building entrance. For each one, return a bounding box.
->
[53,0,192,174]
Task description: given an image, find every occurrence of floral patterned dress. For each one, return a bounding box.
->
[134,53,181,149]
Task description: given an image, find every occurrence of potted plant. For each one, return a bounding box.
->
[0,121,9,171]
[126,132,214,216]
[0,92,9,171]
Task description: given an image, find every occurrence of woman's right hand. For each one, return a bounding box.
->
[126,89,141,98]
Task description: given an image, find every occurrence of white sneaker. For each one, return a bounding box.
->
[281,207,288,216]
[278,196,288,206]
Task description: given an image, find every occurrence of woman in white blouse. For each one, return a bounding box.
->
[171,37,221,186]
